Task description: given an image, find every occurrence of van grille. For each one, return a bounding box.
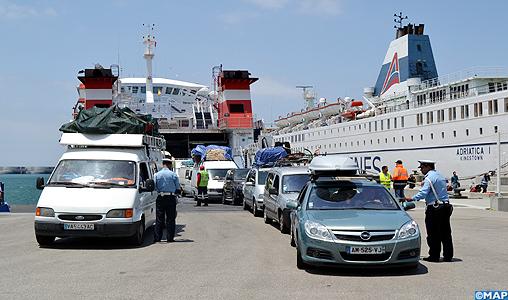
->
[58,214,102,221]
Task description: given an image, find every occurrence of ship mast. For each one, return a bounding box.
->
[296,85,315,110]
[143,23,156,104]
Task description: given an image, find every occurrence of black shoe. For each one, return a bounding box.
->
[167,239,174,243]
[443,257,453,262]
[422,257,440,262]
[194,204,201,207]
[203,204,208,206]
[154,239,161,243]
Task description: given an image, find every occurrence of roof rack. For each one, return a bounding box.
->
[273,152,312,167]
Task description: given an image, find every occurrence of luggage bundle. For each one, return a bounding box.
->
[191,145,233,162]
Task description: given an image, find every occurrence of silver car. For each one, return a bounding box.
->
[242,167,270,217]
[263,166,310,233]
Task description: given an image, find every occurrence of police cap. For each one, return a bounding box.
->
[418,159,436,167]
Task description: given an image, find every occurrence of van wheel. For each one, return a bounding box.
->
[129,220,145,246]
[253,200,261,217]
[263,209,271,224]
[243,198,248,210]
[279,213,289,234]
[36,234,55,247]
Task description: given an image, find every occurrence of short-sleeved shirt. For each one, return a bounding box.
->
[412,170,449,205]
[155,167,180,193]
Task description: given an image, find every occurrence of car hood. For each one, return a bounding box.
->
[305,209,411,231]
[37,186,138,214]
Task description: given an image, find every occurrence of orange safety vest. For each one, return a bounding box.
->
[392,164,409,181]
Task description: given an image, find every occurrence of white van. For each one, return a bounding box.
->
[191,160,238,200]
[34,133,165,246]
[177,163,194,196]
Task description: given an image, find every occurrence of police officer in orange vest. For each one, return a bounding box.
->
[392,160,409,199]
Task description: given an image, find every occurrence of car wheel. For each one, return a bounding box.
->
[222,192,226,205]
[35,234,55,247]
[279,213,289,234]
[263,208,271,224]
[243,198,248,210]
[232,191,237,205]
[253,200,261,217]
[129,219,145,246]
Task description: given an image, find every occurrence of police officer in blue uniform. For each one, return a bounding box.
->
[405,160,454,262]
[154,159,180,243]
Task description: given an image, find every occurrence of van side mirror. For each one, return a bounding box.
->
[402,201,416,211]
[269,187,278,195]
[141,179,155,192]
[36,177,45,190]
[245,182,254,186]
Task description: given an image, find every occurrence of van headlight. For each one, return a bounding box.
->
[304,220,333,241]
[106,209,133,218]
[35,207,54,217]
[398,220,419,239]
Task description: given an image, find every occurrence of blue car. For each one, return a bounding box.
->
[288,155,420,269]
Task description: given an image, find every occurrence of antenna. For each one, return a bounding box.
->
[393,12,408,29]
[296,85,315,109]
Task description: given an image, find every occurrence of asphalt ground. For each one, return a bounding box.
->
[1,197,507,300]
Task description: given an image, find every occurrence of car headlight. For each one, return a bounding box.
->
[398,220,419,239]
[304,220,333,242]
[106,209,133,218]
[35,207,54,217]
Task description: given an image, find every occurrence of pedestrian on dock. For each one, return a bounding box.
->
[379,166,392,190]
[404,160,454,263]
[195,165,209,207]
[450,171,460,190]
[392,160,409,199]
[0,181,4,204]
[154,159,180,243]
[480,173,490,193]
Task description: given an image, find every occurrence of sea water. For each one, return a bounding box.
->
[0,174,50,205]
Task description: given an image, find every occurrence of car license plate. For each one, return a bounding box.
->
[348,246,385,254]
[63,223,94,230]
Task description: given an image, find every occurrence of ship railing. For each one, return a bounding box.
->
[416,67,508,90]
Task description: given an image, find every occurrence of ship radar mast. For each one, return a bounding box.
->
[143,23,156,104]
[296,85,315,110]
[393,12,408,29]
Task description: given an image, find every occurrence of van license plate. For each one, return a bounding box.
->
[348,246,385,254]
[64,223,94,230]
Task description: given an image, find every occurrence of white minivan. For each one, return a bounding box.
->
[191,160,238,200]
[34,133,164,246]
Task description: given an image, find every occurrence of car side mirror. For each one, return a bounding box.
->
[245,182,254,186]
[269,187,278,195]
[403,201,416,211]
[286,201,298,210]
[140,179,155,192]
[36,177,45,190]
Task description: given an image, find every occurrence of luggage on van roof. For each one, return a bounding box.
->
[191,145,232,161]
[253,147,288,167]
[59,105,158,135]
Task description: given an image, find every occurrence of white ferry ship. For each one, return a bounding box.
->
[264,21,508,179]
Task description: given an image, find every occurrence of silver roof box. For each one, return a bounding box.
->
[309,155,359,176]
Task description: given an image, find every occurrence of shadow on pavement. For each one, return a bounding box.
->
[305,263,429,277]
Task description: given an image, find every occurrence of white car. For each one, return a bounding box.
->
[242,167,270,216]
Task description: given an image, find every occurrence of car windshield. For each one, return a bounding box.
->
[49,159,136,187]
[282,174,309,193]
[307,181,399,210]
[234,169,249,180]
[208,169,230,180]
[258,171,268,184]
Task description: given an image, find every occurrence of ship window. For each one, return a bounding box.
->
[370,139,372,145]
[369,122,372,132]
[172,88,180,95]
[494,99,498,113]
[340,143,342,147]
[120,87,125,93]
[417,44,422,51]
[489,83,495,93]
[363,140,366,145]
[494,126,498,133]
[488,100,493,115]
[401,136,405,142]
[132,86,139,93]
[350,141,353,146]
[430,133,434,140]
[377,139,380,144]
[466,129,469,136]
[357,141,359,146]
[479,128,483,135]
[375,122,378,131]
[441,132,445,139]
[411,135,414,142]
[420,134,423,141]
[323,144,326,149]
[334,143,337,148]
[380,120,384,130]
[452,107,457,120]
[153,86,162,94]
[229,104,245,113]
[401,116,405,127]
[478,102,483,116]
[385,138,387,143]
[393,137,396,143]
[165,87,173,94]
[394,118,397,129]
[453,130,457,137]
[141,86,146,94]
[387,119,390,129]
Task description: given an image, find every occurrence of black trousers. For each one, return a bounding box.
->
[425,203,454,260]
[196,187,208,206]
[154,195,177,242]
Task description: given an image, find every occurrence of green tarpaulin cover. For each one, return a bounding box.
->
[59,105,158,135]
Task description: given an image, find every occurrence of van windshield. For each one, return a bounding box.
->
[282,174,309,193]
[208,169,230,180]
[258,171,268,184]
[49,160,137,188]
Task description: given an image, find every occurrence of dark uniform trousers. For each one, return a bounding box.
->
[154,195,177,242]
[196,187,208,206]
[425,203,454,260]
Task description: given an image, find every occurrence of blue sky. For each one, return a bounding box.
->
[1,0,508,165]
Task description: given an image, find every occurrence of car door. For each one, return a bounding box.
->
[139,162,156,226]
[263,172,274,215]
[244,170,255,205]
[267,174,280,219]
